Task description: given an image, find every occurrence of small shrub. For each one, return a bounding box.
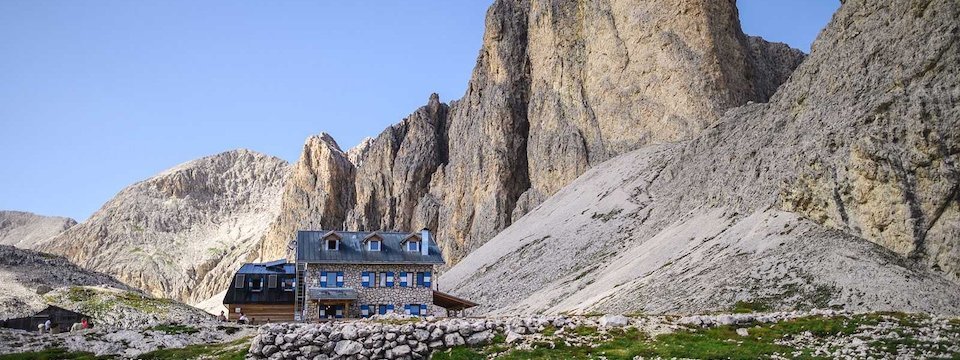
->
[147,324,199,335]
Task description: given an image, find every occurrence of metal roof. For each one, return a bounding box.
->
[296,230,445,265]
[237,260,296,275]
[306,287,359,301]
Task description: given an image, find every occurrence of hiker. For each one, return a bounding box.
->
[238,313,248,325]
[81,318,90,329]
[38,319,51,334]
[217,311,226,322]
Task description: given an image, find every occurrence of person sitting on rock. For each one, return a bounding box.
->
[217,311,226,322]
[81,318,90,329]
[238,313,248,325]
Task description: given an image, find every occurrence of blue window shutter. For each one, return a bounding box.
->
[404,304,410,315]
[399,272,407,287]
[417,272,425,287]
[319,271,327,288]
[336,272,344,287]
[360,305,369,318]
[420,304,428,316]
[385,272,394,287]
[424,272,432,288]
[361,272,370,288]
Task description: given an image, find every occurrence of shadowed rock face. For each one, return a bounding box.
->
[258,0,805,264]
[37,150,290,304]
[440,0,960,315]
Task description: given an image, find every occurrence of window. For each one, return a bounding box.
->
[250,277,263,292]
[282,278,295,291]
[378,304,395,315]
[320,271,344,288]
[405,304,428,316]
[234,274,245,288]
[399,271,432,288]
[362,271,394,288]
[407,241,420,252]
[326,239,339,250]
[268,275,278,288]
[368,240,381,251]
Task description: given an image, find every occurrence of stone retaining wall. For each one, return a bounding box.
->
[247,315,601,360]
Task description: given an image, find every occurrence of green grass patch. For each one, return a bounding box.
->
[136,338,249,360]
[430,347,485,360]
[216,325,241,335]
[0,348,115,360]
[541,325,557,337]
[570,325,599,337]
[147,324,199,335]
[731,300,771,314]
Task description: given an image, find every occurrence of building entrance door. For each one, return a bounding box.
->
[318,304,345,319]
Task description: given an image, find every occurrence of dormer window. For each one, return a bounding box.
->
[321,230,341,251]
[407,241,420,252]
[362,232,384,252]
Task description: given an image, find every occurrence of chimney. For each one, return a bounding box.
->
[420,228,430,256]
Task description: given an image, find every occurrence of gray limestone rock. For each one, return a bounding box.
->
[334,340,363,356]
[443,333,465,347]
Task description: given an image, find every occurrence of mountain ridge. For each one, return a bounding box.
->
[439,0,960,314]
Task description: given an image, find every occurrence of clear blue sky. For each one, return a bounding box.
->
[0,1,839,221]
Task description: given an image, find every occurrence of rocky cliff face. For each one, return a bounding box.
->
[440,0,960,314]
[258,135,355,259]
[258,0,805,263]
[0,211,76,249]
[38,150,290,304]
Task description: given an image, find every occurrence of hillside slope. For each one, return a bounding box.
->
[258,0,806,263]
[440,0,960,315]
[0,245,128,319]
[38,149,289,304]
[0,211,76,249]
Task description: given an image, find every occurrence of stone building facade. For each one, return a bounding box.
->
[302,263,435,320]
[294,230,452,321]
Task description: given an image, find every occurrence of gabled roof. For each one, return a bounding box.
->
[361,232,384,243]
[400,233,421,245]
[296,230,445,265]
[321,230,342,240]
